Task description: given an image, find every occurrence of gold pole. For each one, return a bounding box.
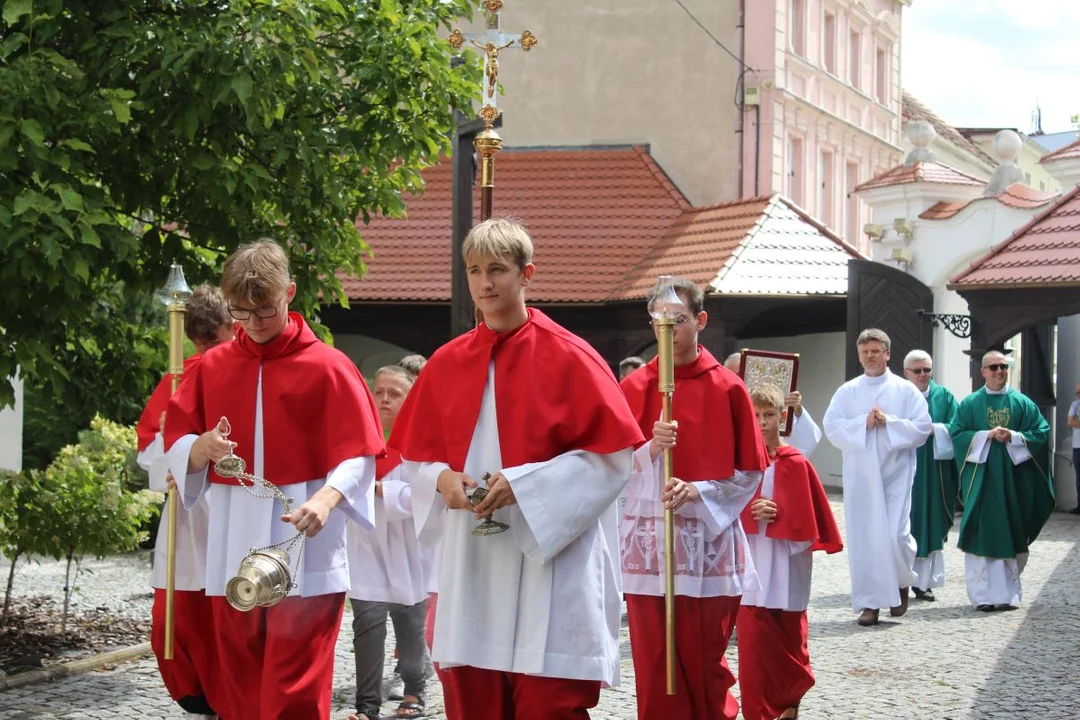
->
[163,302,186,660]
[655,317,677,695]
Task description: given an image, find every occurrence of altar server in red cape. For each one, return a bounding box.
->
[136,284,233,718]
[164,240,385,720]
[387,218,643,720]
[738,383,843,720]
[619,277,768,720]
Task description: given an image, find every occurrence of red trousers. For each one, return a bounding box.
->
[443,665,601,720]
[425,593,462,719]
[626,593,741,720]
[426,592,600,719]
[210,593,345,720]
[151,588,218,707]
[736,606,814,720]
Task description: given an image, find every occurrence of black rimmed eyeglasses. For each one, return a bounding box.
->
[228,306,279,321]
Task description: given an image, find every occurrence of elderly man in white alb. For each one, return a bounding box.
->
[823,329,932,627]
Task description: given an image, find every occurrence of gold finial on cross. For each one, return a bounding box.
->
[448,2,537,128]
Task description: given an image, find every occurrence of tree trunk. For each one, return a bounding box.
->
[2,549,21,623]
[62,551,75,635]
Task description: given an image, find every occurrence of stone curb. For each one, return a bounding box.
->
[0,642,152,692]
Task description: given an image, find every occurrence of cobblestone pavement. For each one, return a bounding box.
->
[2,498,1080,719]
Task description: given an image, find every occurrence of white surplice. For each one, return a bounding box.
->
[346,463,434,606]
[912,390,957,591]
[788,410,822,458]
[960,385,1029,607]
[620,443,761,598]
[406,362,633,687]
[166,368,376,597]
[823,371,932,612]
[137,433,209,591]
[741,464,813,611]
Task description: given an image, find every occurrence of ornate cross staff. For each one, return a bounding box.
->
[448,0,537,220]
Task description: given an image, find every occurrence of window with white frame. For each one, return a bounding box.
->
[824,12,837,74]
[791,0,806,56]
[820,150,835,226]
[787,136,805,206]
[849,29,861,89]
[875,45,888,104]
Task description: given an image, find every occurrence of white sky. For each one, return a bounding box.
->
[902,0,1080,133]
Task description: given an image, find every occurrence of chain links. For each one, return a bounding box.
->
[212,419,306,591]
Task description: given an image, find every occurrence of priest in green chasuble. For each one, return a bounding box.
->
[948,351,1054,611]
[902,350,960,602]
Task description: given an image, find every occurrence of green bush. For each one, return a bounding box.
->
[15,416,161,632]
[0,467,46,621]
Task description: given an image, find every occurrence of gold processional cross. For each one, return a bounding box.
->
[447,0,538,220]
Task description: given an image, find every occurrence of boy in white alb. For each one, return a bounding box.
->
[348,364,434,720]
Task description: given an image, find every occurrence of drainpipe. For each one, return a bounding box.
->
[736,0,746,196]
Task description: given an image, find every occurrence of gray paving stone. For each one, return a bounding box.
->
[2,499,1080,719]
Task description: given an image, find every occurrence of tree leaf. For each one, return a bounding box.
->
[60,139,95,153]
[20,119,44,146]
[1,0,32,26]
[0,32,27,59]
[57,186,84,212]
[110,99,131,124]
[231,73,253,103]
[78,223,101,248]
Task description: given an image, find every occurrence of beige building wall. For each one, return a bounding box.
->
[461,0,742,206]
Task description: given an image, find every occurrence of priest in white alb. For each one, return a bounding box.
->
[387,219,644,719]
[823,329,932,626]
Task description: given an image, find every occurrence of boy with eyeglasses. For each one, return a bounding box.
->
[164,240,385,720]
[946,350,1054,611]
[901,350,960,601]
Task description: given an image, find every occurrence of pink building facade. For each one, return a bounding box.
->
[742,0,909,252]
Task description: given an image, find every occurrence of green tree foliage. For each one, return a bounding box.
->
[30,417,158,632]
[0,0,481,426]
[0,467,45,620]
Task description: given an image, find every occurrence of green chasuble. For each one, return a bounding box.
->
[910,382,960,557]
[948,387,1054,559]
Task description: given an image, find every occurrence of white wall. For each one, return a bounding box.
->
[332,334,421,382]
[0,374,23,472]
[743,331,845,488]
[1055,315,1079,510]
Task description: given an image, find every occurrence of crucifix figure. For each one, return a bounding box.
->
[448,0,538,128]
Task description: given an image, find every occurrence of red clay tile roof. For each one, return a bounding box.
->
[341,146,690,303]
[1039,137,1080,164]
[949,184,1080,288]
[919,182,1060,220]
[902,92,997,167]
[611,195,865,300]
[854,161,984,193]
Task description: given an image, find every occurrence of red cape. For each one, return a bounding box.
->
[620,347,767,480]
[389,308,643,470]
[165,313,384,486]
[376,447,402,482]
[741,445,843,553]
[137,355,202,452]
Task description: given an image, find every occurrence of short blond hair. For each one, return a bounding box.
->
[220,239,291,306]
[749,383,784,411]
[462,218,533,270]
[375,365,416,385]
[398,354,427,377]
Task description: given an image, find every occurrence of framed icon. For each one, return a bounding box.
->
[738,349,801,437]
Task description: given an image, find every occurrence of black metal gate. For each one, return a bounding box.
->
[846,260,934,379]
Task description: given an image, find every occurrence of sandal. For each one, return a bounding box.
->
[396,697,427,718]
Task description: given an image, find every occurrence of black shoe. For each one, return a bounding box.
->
[1069,506,1080,515]
[976,604,995,612]
[994,603,1017,611]
[912,587,936,602]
